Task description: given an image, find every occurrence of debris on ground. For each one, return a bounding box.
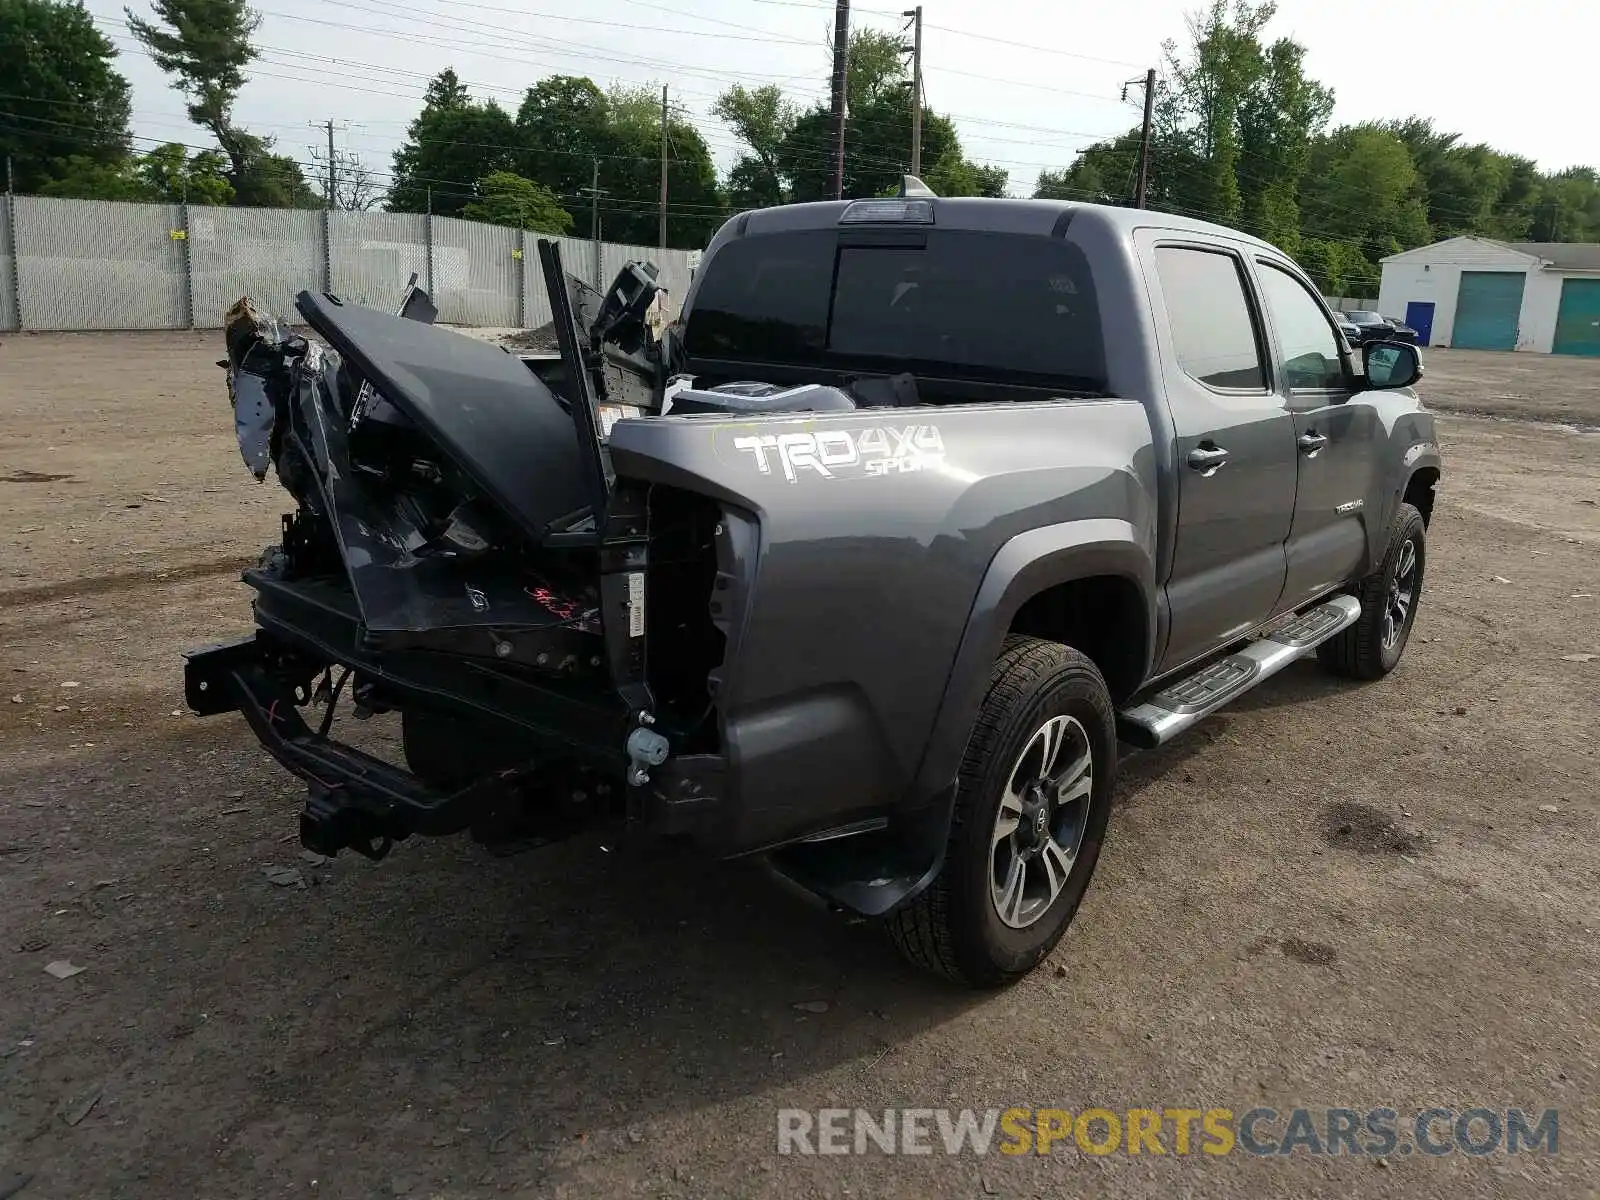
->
[59,1089,101,1126]
[501,322,558,352]
[43,960,86,979]
[16,935,49,952]
[1539,805,1560,813]
[792,1000,830,1014]
[1560,653,1597,663]
[262,866,305,890]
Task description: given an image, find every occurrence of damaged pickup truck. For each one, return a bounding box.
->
[186,184,1441,986]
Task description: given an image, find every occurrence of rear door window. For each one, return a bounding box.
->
[1153,245,1266,391]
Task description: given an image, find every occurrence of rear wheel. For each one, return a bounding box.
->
[1318,502,1426,680]
[887,637,1116,987]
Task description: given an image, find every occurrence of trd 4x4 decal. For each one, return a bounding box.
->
[732,424,946,482]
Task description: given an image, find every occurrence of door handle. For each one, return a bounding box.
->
[1186,444,1230,476]
[1298,431,1329,456]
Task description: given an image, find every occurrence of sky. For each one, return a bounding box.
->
[86,0,1598,204]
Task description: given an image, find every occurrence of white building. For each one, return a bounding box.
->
[1377,237,1600,356]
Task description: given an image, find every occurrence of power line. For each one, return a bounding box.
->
[0,106,1480,263]
[65,5,1531,230]
[0,108,1380,240]
[920,22,1147,69]
[87,31,1132,180]
[91,15,1135,162]
[357,0,821,45]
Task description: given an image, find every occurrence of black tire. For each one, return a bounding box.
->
[887,637,1117,988]
[1317,501,1426,680]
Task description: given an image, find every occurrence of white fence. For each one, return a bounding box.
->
[0,194,697,332]
[0,194,1380,333]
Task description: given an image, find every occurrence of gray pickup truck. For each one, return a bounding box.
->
[187,181,1441,987]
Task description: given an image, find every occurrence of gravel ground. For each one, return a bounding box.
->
[1,335,1597,1199]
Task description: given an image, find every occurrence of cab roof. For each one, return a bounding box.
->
[722,195,1280,254]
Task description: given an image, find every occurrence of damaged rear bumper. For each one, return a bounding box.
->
[183,570,729,859]
[185,633,543,858]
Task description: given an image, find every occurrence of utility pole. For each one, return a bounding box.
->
[1124,68,1157,209]
[903,7,923,177]
[579,158,609,287]
[4,155,20,332]
[828,0,850,199]
[310,118,351,209]
[312,118,336,209]
[659,84,669,250]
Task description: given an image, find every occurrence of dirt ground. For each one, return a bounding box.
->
[1,334,1597,1199]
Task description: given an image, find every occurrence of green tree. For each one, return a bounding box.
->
[713,84,797,208]
[0,0,132,193]
[125,0,283,202]
[1532,167,1600,241]
[513,74,610,205]
[1298,237,1377,296]
[389,70,518,216]
[32,142,234,203]
[777,86,960,201]
[717,29,996,206]
[1302,124,1430,254]
[461,171,572,233]
[510,77,723,248]
[1235,37,1332,254]
[1156,0,1279,225]
[844,27,908,110]
[924,157,1008,197]
[597,83,724,247]
[1033,133,1142,204]
[35,155,145,201]
[229,130,319,207]
[135,141,234,204]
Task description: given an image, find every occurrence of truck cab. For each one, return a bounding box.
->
[187,184,1440,987]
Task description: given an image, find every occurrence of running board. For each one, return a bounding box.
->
[1117,595,1361,749]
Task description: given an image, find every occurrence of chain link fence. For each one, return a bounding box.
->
[1326,295,1381,312]
[0,196,18,332]
[189,205,324,326]
[0,192,1391,336]
[12,195,186,330]
[0,194,697,333]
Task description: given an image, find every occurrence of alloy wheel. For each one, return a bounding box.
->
[990,714,1094,930]
[1382,536,1419,651]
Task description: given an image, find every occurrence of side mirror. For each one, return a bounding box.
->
[1363,340,1422,390]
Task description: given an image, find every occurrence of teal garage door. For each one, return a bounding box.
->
[1553,278,1600,356]
[1452,271,1525,350]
